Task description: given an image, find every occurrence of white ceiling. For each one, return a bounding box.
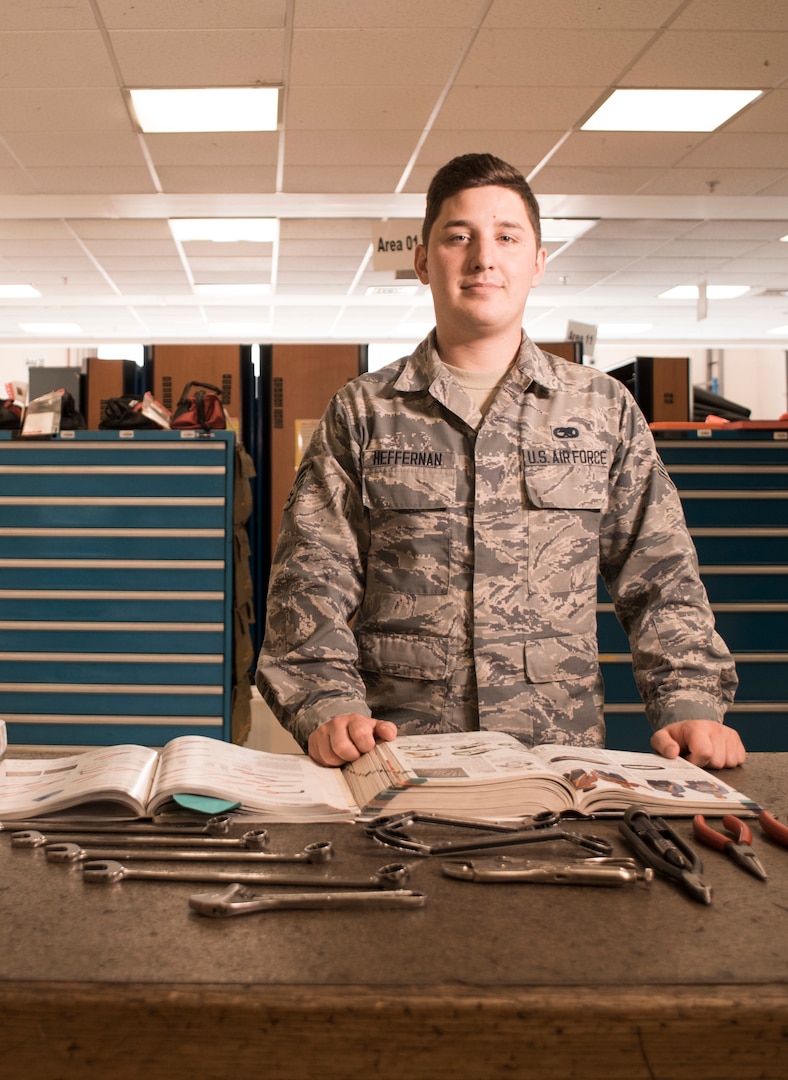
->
[0,0,787,351]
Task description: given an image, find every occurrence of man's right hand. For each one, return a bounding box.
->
[307,713,398,766]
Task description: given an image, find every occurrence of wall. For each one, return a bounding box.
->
[0,345,82,391]
[590,345,787,420]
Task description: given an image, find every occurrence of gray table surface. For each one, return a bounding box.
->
[1,752,786,990]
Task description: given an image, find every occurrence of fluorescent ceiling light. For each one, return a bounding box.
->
[598,323,653,335]
[768,325,788,335]
[659,285,750,300]
[541,219,597,242]
[170,218,279,243]
[194,283,272,297]
[582,89,762,132]
[20,322,83,334]
[0,285,41,298]
[781,234,788,242]
[130,87,279,133]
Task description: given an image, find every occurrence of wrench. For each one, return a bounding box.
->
[441,856,654,886]
[12,828,269,850]
[0,815,231,835]
[45,840,334,865]
[189,883,426,918]
[82,859,411,889]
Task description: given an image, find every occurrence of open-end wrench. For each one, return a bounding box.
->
[188,882,426,918]
[12,828,269,850]
[82,859,411,889]
[0,815,231,835]
[45,840,334,865]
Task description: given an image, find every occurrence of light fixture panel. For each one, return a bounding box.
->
[130,87,279,133]
[582,89,762,132]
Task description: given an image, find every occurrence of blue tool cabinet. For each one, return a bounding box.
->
[601,429,788,752]
[0,430,235,746]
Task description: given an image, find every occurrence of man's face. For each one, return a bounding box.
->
[414,185,546,346]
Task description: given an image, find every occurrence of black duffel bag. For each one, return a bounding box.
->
[99,396,161,430]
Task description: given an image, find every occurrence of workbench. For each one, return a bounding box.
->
[1,753,786,1080]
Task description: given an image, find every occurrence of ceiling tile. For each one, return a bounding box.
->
[100,0,286,30]
[457,29,654,86]
[0,31,117,87]
[110,29,285,86]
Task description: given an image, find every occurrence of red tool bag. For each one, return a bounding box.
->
[170,381,226,432]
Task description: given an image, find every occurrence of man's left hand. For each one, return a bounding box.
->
[650,720,745,769]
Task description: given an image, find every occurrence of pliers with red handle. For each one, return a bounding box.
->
[692,814,768,881]
[759,810,788,849]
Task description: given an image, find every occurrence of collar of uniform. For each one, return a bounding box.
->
[513,337,562,393]
[393,332,480,426]
[393,331,562,396]
[392,331,444,393]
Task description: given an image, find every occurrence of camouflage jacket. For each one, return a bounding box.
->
[256,333,737,750]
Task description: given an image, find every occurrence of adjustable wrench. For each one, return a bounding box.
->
[188,882,426,918]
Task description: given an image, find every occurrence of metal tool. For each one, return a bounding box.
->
[619,806,712,904]
[188,882,426,918]
[692,814,767,880]
[0,815,231,835]
[759,810,788,849]
[364,810,613,857]
[442,855,654,887]
[44,840,333,865]
[11,828,269,850]
[81,858,411,889]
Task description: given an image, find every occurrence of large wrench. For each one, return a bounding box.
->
[0,815,231,835]
[189,883,426,918]
[12,828,269,850]
[82,859,411,889]
[45,840,333,865]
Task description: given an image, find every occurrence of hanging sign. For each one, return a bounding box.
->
[566,320,597,359]
[372,220,422,272]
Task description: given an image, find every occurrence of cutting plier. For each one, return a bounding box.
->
[759,810,788,849]
[692,814,767,881]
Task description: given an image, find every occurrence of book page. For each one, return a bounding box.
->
[149,736,357,819]
[382,731,550,781]
[0,744,159,818]
[343,731,574,819]
[530,745,758,814]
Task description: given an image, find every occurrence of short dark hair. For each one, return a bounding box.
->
[421,152,542,249]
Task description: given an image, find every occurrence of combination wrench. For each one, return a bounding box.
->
[81,858,412,889]
[0,815,232,835]
[44,839,334,865]
[11,828,269,850]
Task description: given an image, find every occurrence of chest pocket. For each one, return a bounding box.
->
[362,461,456,595]
[524,458,607,595]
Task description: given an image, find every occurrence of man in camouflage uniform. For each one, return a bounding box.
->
[257,153,744,770]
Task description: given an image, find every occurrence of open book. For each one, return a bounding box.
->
[0,731,757,823]
[340,731,759,819]
[0,735,357,823]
